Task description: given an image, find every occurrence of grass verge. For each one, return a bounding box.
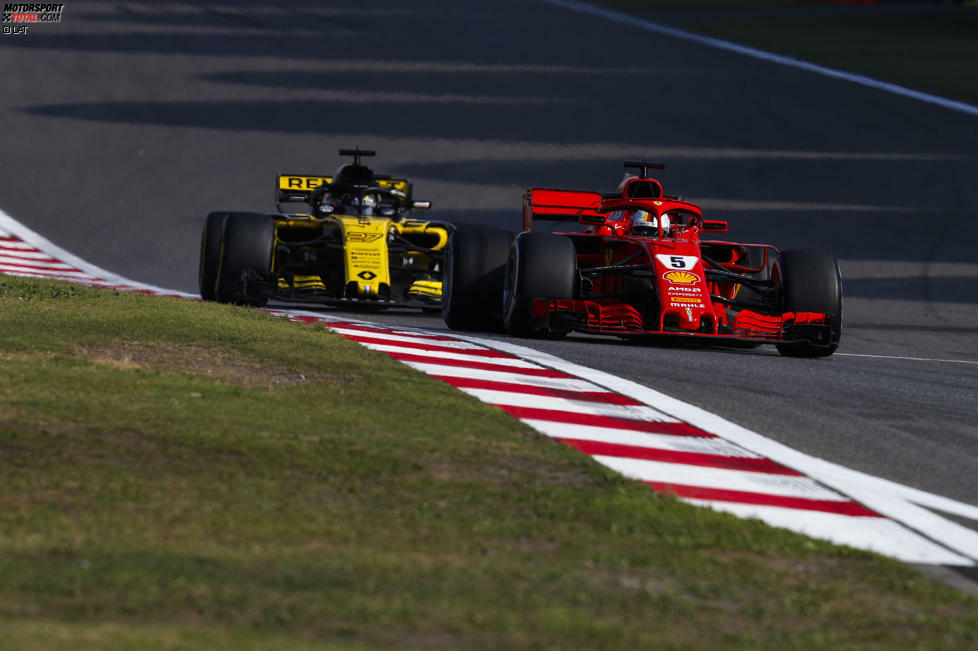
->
[598,1,978,106]
[1,276,976,649]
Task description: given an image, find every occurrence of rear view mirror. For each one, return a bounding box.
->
[702,220,728,233]
[411,200,432,209]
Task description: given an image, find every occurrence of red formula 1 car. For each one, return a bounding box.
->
[442,161,842,357]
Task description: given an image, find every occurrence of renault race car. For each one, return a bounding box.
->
[442,161,842,357]
[199,149,452,309]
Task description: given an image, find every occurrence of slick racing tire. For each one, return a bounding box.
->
[442,225,515,331]
[200,212,234,301]
[215,212,275,307]
[775,249,842,358]
[503,232,577,338]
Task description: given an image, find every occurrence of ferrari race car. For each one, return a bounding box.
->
[442,161,842,357]
[199,148,451,309]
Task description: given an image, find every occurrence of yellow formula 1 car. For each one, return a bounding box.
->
[199,149,452,309]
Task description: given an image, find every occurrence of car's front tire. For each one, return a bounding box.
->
[503,232,577,338]
[199,212,243,301]
[215,212,275,307]
[775,249,842,358]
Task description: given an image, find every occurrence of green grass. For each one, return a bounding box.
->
[599,1,978,106]
[1,276,977,649]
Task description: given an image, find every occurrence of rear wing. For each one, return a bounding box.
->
[276,173,412,206]
[523,188,605,231]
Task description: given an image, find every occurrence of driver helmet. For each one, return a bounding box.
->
[630,210,670,236]
[631,210,656,236]
[359,193,377,216]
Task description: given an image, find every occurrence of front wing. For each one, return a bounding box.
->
[240,270,442,310]
[535,298,835,348]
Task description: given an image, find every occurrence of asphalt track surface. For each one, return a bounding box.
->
[2,1,976,558]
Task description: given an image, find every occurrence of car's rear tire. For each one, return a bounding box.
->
[503,232,577,338]
[215,213,275,306]
[442,225,514,330]
[775,249,842,358]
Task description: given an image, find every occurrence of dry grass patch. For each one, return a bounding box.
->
[425,446,604,490]
[77,340,343,388]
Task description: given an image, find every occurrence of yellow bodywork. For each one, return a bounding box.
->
[272,214,449,300]
[393,219,449,250]
[406,279,442,301]
[339,215,391,295]
[278,275,326,291]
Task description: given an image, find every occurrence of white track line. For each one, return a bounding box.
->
[0,267,101,281]
[330,326,491,350]
[539,0,978,118]
[596,456,847,501]
[359,342,541,367]
[524,420,758,457]
[838,353,978,366]
[400,361,607,391]
[0,255,78,269]
[457,387,673,420]
[0,247,57,258]
[687,501,968,564]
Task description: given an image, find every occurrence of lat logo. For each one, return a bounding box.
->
[663,271,700,285]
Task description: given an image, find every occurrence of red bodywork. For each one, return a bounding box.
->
[523,178,832,344]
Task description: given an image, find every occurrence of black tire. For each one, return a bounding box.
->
[503,232,577,338]
[775,249,843,358]
[199,212,228,301]
[442,225,514,330]
[215,213,275,306]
